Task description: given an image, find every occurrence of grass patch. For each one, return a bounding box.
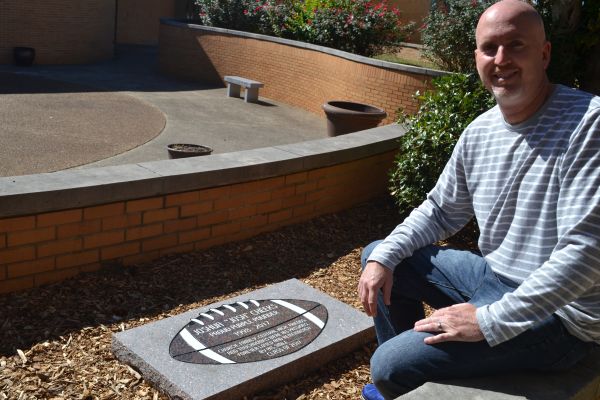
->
[372,53,439,69]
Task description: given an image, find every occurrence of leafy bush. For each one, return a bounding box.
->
[195,0,261,32]
[193,0,413,56]
[307,0,413,55]
[421,0,600,89]
[389,73,495,212]
[421,0,494,73]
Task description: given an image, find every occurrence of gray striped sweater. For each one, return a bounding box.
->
[369,85,600,346]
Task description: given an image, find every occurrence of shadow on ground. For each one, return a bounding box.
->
[0,45,219,94]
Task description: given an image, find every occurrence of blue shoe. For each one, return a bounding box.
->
[361,383,385,400]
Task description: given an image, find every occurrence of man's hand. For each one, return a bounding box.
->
[358,261,393,317]
[414,303,485,344]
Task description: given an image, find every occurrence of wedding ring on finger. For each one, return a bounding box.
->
[437,320,443,331]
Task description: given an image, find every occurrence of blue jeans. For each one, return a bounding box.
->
[361,241,595,399]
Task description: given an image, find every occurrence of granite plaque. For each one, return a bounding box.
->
[170,299,328,364]
[112,279,374,400]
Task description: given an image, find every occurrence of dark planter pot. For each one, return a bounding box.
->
[322,101,387,136]
[13,47,35,67]
[167,144,213,159]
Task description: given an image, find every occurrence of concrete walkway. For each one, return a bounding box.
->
[0,45,325,176]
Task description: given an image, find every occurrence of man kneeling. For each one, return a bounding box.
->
[358,1,600,399]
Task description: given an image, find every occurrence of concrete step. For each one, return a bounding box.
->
[397,346,600,400]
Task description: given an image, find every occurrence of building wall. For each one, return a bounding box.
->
[159,23,437,124]
[0,0,115,64]
[389,0,430,43]
[0,152,395,294]
[116,0,176,45]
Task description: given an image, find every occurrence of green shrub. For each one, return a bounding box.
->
[421,0,494,73]
[307,0,413,56]
[193,0,413,56]
[389,73,495,212]
[421,0,600,89]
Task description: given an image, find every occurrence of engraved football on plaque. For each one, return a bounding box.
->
[169,299,328,364]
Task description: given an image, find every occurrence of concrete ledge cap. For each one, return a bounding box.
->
[0,124,404,218]
[397,347,600,400]
[161,18,447,78]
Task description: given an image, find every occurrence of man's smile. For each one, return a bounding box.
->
[493,69,519,85]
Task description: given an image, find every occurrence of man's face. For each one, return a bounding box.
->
[475,9,551,110]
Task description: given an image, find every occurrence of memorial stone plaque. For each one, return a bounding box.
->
[169,299,328,364]
[112,279,374,400]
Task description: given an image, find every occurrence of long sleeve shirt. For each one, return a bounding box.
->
[368,85,600,347]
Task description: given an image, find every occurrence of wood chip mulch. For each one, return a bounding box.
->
[1,195,479,400]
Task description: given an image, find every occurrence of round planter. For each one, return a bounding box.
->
[322,101,387,136]
[167,144,213,159]
[13,47,35,67]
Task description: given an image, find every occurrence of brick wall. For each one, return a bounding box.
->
[159,22,439,124]
[117,0,175,45]
[0,152,395,294]
[0,0,115,65]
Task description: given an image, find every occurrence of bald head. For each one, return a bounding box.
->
[477,0,546,46]
[474,0,552,124]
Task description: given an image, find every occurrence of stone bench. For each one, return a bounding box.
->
[224,75,264,103]
[397,346,600,399]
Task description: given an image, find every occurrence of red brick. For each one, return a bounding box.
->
[57,219,102,239]
[306,189,328,203]
[269,209,293,224]
[179,228,210,244]
[56,250,99,269]
[197,186,230,201]
[143,207,178,224]
[229,205,257,220]
[295,181,318,194]
[255,199,283,215]
[84,231,125,249]
[271,186,296,199]
[240,214,269,230]
[0,246,36,264]
[281,195,306,209]
[126,197,163,212]
[126,224,163,241]
[7,258,55,278]
[37,209,82,227]
[197,210,229,227]
[38,238,82,258]
[180,201,213,217]
[8,227,55,246]
[212,221,241,237]
[34,268,80,287]
[164,217,197,233]
[80,263,102,273]
[122,251,160,266]
[0,216,35,233]
[142,234,178,252]
[293,204,316,218]
[101,242,140,260]
[0,276,34,294]
[285,172,307,185]
[166,191,200,207]
[103,214,142,230]
[307,168,330,180]
[160,243,195,257]
[84,203,125,219]
[214,192,271,210]
[231,177,285,195]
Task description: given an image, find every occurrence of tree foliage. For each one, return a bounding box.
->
[389,73,495,212]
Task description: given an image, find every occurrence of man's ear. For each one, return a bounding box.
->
[542,41,551,70]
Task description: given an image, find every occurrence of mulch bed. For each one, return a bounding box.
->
[0,196,411,399]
